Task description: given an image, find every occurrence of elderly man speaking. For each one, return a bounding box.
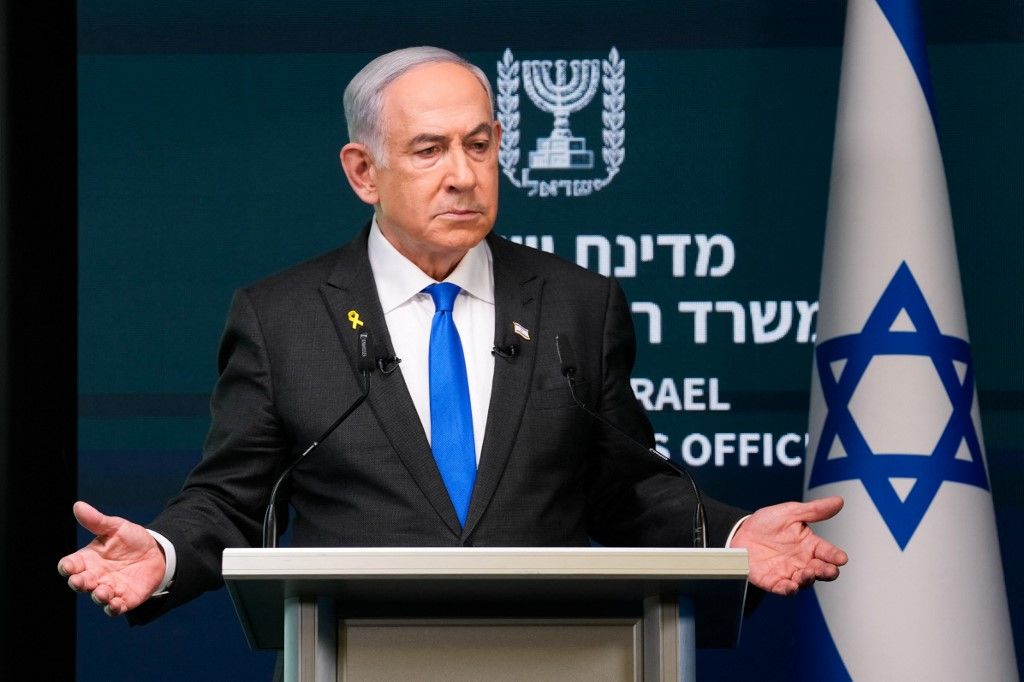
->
[60,46,847,624]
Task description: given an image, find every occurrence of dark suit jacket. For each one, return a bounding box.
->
[132,226,746,623]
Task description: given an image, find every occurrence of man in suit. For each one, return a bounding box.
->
[60,46,847,622]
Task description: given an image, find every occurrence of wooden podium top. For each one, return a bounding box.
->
[223,547,748,649]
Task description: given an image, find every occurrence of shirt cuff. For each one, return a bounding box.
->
[146,530,177,596]
[725,514,752,548]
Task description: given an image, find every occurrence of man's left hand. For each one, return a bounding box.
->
[730,495,848,596]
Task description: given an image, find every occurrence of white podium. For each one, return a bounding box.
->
[223,547,748,682]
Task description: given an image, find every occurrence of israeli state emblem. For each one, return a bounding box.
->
[495,47,625,198]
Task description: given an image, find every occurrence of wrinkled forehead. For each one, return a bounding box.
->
[380,62,493,137]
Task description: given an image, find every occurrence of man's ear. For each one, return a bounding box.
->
[339,142,379,206]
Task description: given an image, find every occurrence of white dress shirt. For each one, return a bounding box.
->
[367,218,495,463]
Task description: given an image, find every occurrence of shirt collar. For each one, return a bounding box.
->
[367,216,494,314]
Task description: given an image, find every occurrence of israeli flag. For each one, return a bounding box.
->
[803,0,1018,679]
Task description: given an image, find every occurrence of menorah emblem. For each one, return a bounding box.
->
[496,47,625,198]
[522,58,601,169]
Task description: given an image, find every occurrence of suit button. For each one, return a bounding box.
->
[462,539,473,547]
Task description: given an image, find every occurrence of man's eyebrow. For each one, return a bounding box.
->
[406,123,493,148]
[407,132,449,148]
[465,122,494,139]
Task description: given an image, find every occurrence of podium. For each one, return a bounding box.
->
[223,547,748,682]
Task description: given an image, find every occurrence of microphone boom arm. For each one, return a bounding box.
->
[555,333,708,548]
[261,332,374,548]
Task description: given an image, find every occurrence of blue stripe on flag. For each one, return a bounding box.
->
[875,0,937,120]
[796,589,852,681]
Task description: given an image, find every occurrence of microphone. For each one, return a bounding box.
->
[554,333,708,548]
[376,355,402,375]
[491,343,519,360]
[261,330,375,548]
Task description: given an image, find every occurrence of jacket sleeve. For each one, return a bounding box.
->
[129,288,291,624]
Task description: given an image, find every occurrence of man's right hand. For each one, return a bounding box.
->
[57,501,166,617]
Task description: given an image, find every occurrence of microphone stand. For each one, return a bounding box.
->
[261,332,374,548]
[555,334,708,548]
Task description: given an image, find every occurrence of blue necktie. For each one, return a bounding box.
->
[424,283,476,526]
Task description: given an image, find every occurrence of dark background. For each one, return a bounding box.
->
[1,0,78,678]
[2,1,1020,679]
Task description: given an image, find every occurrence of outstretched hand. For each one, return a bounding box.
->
[730,496,848,596]
[57,501,166,616]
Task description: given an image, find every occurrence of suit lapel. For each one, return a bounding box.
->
[318,226,463,536]
[462,234,543,538]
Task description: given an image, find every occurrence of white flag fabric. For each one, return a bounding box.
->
[803,0,1018,680]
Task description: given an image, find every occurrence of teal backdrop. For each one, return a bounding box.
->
[77,2,1023,679]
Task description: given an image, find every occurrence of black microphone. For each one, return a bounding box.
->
[376,355,402,375]
[554,333,708,548]
[491,343,519,360]
[261,330,375,548]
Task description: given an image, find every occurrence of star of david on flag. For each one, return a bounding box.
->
[808,261,988,550]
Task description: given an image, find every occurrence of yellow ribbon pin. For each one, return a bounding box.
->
[347,310,364,329]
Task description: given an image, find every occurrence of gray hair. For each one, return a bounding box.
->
[343,46,494,163]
